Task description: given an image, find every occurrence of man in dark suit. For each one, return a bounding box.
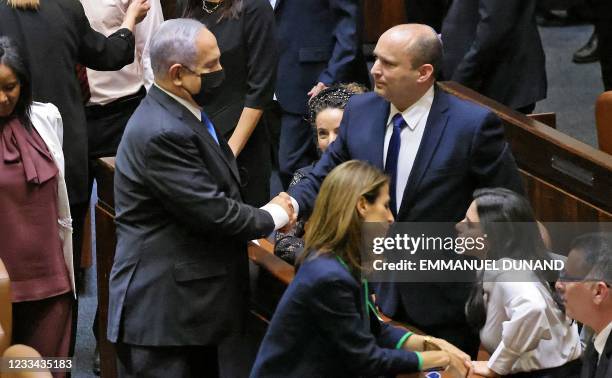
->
[404,0,450,32]
[593,0,612,90]
[556,233,612,378]
[289,24,524,357]
[441,0,547,113]
[274,0,370,188]
[107,19,294,377]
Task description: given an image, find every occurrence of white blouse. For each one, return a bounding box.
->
[480,264,582,375]
[30,102,75,296]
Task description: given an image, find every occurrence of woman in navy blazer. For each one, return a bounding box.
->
[251,160,466,377]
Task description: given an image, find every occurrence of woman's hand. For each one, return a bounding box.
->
[122,0,150,31]
[470,361,500,377]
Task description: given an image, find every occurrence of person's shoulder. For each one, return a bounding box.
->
[30,102,62,127]
[346,91,384,109]
[299,254,357,286]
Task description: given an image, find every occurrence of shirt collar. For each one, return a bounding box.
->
[594,321,612,358]
[154,83,202,122]
[386,85,434,131]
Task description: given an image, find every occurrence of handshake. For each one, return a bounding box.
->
[267,192,298,232]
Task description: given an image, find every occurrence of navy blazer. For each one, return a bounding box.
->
[250,254,420,377]
[289,86,523,330]
[107,86,275,346]
[274,0,369,115]
[441,0,547,109]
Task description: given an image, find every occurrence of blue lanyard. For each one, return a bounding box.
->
[334,255,383,321]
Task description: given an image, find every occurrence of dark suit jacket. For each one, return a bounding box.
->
[0,0,135,204]
[274,0,369,115]
[441,0,547,110]
[582,334,612,378]
[289,86,524,330]
[250,254,420,378]
[107,86,275,346]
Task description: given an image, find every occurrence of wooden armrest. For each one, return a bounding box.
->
[248,240,295,285]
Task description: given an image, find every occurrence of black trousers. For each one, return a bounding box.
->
[115,342,219,378]
[278,111,318,189]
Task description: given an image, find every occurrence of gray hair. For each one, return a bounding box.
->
[149,18,205,78]
[570,232,612,283]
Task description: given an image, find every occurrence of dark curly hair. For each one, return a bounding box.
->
[307,83,366,126]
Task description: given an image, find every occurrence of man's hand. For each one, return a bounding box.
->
[268,192,296,230]
[123,0,150,30]
[308,82,328,98]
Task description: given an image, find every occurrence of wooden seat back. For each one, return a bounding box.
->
[596,91,612,154]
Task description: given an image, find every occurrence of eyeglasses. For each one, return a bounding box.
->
[558,270,611,287]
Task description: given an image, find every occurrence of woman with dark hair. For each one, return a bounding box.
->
[274,83,366,263]
[0,36,73,371]
[179,0,277,207]
[252,160,471,377]
[458,188,582,377]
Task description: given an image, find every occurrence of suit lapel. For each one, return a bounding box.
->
[148,87,241,185]
[397,87,449,219]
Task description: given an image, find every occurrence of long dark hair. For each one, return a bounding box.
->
[181,0,243,22]
[465,188,560,330]
[0,36,32,130]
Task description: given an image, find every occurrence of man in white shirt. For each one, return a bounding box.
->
[289,24,524,357]
[556,233,612,378]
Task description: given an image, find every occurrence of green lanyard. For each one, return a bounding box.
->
[334,255,383,321]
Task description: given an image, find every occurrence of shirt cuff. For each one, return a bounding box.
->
[290,196,299,217]
[395,332,413,350]
[414,351,424,371]
[487,340,519,376]
[260,203,289,231]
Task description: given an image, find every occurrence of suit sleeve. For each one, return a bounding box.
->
[470,112,525,195]
[72,0,136,71]
[450,0,521,87]
[310,278,421,375]
[143,131,275,239]
[317,0,363,85]
[288,99,353,217]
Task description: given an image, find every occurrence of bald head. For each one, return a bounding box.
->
[381,24,442,74]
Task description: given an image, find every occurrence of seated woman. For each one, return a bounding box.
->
[252,160,468,377]
[458,188,582,377]
[274,83,365,264]
[0,37,74,366]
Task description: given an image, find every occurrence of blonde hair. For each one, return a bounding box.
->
[7,0,39,10]
[299,160,388,272]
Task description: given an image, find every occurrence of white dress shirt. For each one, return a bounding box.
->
[81,0,164,105]
[594,321,612,362]
[480,263,582,375]
[383,86,434,210]
[154,84,289,230]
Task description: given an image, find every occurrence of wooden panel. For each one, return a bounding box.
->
[95,205,118,378]
[363,0,406,44]
[0,259,12,355]
[527,112,556,129]
[439,81,612,214]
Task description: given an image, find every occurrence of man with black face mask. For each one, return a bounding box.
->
[107,19,295,378]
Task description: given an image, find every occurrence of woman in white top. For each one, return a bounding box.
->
[457,188,582,377]
[0,36,73,367]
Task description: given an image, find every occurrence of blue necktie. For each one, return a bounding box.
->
[201,111,219,145]
[385,113,407,216]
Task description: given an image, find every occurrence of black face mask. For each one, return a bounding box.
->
[191,69,225,106]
